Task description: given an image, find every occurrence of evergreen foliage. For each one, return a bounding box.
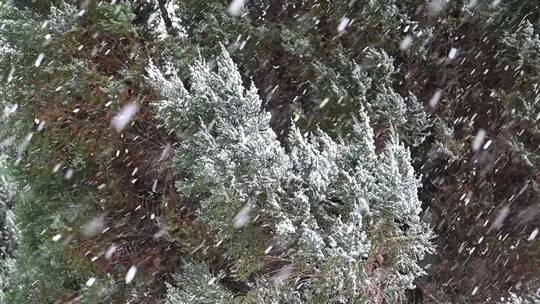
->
[406,1,540,301]
[148,47,432,303]
[0,1,161,302]
[0,0,538,303]
[500,290,540,304]
[141,0,432,144]
[164,261,233,304]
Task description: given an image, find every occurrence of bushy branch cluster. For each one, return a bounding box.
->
[148,47,432,303]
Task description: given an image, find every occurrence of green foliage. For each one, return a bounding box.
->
[12,0,63,14]
[164,261,233,304]
[1,0,537,303]
[0,2,145,303]
[6,188,102,303]
[400,1,540,302]
[146,0,432,144]
[150,48,432,303]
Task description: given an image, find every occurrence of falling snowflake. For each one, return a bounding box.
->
[428,0,449,16]
[81,214,106,238]
[85,277,96,287]
[34,53,45,67]
[400,35,413,50]
[64,168,74,179]
[472,129,486,151]
[490,206,510,231]
[105,244,117,260]
[6,66,15,83]
[528,228,538,241]
[229,0,246,16]
[233,205,250,228]
[448,47,458,60]
[125,266,137,284]
[112,103,140,132]
[430,89,442,108]
[337,17,350,33]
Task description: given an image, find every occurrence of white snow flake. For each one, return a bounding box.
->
[229,0,246,16]
[105,244,117,260]
[81,215,106,238]
[528,228,538,241]
[112,103,140,132]
[52,163,62,173]
[233,205,250,228]
[319,97,330,109]
[448,47,458,60]
[429,89,442,108]
[491,0,501,7]
[472,129,486,151]
[85,277,96,287]
[400,35,413,50]
[125,266,137,284]
[490,206,510,231]
[337,17,350,33]
[64,168,74,179]
[34,53,45,67]
[428,0,449,16]
[6,66,15,83]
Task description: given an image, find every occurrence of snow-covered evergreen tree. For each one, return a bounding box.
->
[164,261,233,304]
[499,289,540,304]
[148,47,433,303]
[1,1,537,303]
[143,0,432,146]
